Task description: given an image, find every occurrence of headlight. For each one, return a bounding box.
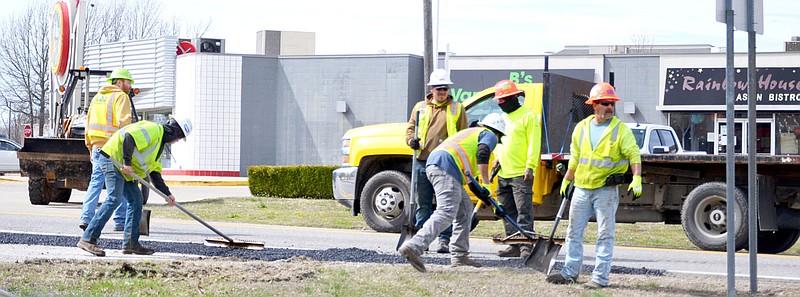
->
[341,138,350,165]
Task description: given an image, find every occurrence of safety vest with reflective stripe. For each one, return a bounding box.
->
[415,100,462,150]
[86,85,131,148]
[432,127,485,185]
[567,116,641,190]
[102,121,164,182]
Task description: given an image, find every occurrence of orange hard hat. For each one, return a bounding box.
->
[494,80,524,101]
[585,82,620,105]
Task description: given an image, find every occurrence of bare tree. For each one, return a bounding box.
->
[84,0,212,45]
[0,1,51,139]
[630,34,655,54]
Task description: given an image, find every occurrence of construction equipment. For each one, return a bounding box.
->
[525,163,572,273]
[396,109,421,250]
[104,153,265,250]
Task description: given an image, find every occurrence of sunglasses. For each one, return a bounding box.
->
[434,86,449,91]
[598,101,615,107]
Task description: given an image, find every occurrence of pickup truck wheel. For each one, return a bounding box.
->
[360,170,410,233]
[681,182,748,251]
[50,188,72,203]
[28,178,51,205]
[755,229,800,254]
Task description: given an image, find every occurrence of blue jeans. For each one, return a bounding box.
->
[81,154,144,248]
[560,186,619,286]
[412,160,452,243]
[80,148,127,227]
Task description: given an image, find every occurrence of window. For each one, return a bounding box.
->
[657,129,678,153]
[648,130,662,153]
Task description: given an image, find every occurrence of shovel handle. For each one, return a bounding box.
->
[102,152,235,243]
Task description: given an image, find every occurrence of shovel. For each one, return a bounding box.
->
[102,152,265,250]
[469,162,500,230]
[466,174,536,242]
[396,109,421,250]
[525,181,573,273]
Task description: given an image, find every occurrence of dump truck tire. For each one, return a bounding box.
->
[360,170,410,233]
[51,188,72,203]
[681,182,748,251]
[28,178,51,205]
[755,229,800,254]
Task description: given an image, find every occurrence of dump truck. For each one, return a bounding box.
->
[333,72,800,254]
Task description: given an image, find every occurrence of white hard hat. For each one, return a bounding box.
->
[175,117,192,138]
[479,113,505,135]
[427,69,453,86]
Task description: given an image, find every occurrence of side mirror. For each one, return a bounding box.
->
[652,146,669,154]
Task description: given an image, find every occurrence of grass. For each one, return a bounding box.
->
[147,196,800,255]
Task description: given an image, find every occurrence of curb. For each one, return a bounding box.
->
[0,176,248,187]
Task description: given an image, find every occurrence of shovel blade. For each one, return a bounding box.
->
[525,238,562,274]
[396,225,415,251]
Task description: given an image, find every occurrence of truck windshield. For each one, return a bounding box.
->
[630,128,645,149]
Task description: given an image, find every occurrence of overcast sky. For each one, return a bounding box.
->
[3,0,799,55]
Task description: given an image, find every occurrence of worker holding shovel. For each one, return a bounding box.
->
[77,117,192,257]
[398,113,504,272]
[545,82,641,288]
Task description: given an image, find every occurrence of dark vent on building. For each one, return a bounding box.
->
[786,41,800,52]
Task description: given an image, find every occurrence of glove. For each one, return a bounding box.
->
[628,175,643,200]
[559,179,572,196]
[481,183,492,198]
[494,201,506,217]
[408,138,421,150]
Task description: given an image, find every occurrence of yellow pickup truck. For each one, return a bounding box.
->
[332,74,594,232]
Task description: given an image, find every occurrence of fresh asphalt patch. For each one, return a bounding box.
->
[0,231,665,276]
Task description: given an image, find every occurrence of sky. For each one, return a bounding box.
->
[2,0,799,56]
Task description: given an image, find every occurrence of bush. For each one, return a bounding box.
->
[248,165,337,199]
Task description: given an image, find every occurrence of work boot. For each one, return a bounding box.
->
[123,245,155,255]
[584,280,608,289]
[520,245,533,259]
[398,245,426,272]
[546,271,576,284]
[436,241,449,254]
[77,240,105,257]
[497,245,521,257]
[79,223,88,231]
[451,256,483,268]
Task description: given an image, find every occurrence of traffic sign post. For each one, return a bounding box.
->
[23,124,32,138]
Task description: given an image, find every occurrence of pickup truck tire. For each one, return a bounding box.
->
[755,229,800,254]
[51,188,72,203]
[360,170,410,233]
[681,182,748,251]
[28,178,52,205]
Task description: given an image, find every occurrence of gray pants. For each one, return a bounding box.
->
[406,165,473,257]
[497,176,535,242]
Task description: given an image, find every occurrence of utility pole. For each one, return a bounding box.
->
[423,0,433,88]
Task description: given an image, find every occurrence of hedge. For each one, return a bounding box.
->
[248,165,337,199]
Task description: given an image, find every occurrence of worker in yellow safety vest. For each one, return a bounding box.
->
[399,113,504,272]
[78,117,192,257]
[79,68,134,231]
[546,82,642,289]
[405,69,468,253]
[491,80,542,259]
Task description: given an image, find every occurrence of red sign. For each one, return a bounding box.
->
[23,124,32,138]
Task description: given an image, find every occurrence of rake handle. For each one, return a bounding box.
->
[103,152,235,243]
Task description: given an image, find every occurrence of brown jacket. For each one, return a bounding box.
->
[405,94,468,160]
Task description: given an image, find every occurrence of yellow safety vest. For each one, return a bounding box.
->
[86,86,130,147]
[102,121,164,181]
[568,116,641,190]
[415,100,462,150]
[498,106,541,178]
[433,127,486,185]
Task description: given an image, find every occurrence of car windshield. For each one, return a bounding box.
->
[630,128,645,149]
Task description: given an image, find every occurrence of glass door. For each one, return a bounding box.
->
[716,121,743,154]
[715,119,774,155]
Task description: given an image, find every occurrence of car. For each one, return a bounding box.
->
[0,138,22,174]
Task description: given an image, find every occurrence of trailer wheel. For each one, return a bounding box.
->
[755,229,800,254]
[681,182,748,251]
[50,188,72,203]
[360,170,410,233]
[28,178,52,205]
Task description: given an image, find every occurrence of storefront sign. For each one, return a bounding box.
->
[663,67,800,108]
[449,69,594,102]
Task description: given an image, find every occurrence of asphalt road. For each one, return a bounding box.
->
[1,180,798,282]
